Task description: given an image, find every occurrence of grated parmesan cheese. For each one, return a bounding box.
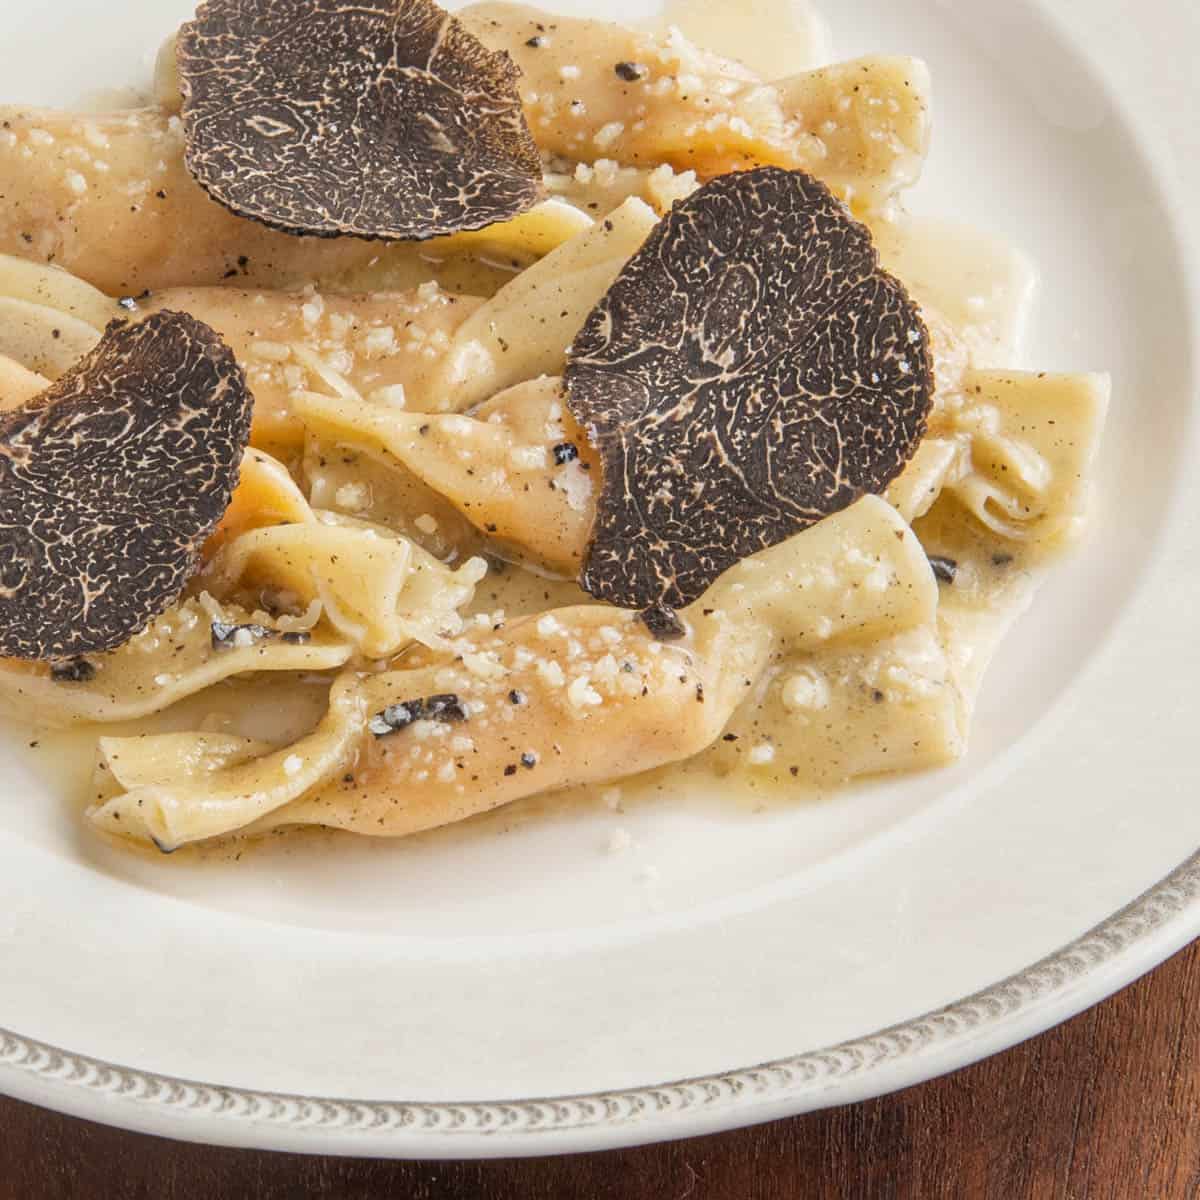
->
[567,676,603,708]
[748,743,776,766]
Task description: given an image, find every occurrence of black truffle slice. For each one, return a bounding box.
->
[0,312,252,661]
[565,167,934,611]
[177,0,543,241]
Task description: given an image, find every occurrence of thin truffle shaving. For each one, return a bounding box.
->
[565,167,934,610]
[0,312,252,660]
[178,0,544,241]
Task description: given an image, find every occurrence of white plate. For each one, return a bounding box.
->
[1,0,1198,1158]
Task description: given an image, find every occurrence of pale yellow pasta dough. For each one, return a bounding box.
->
[200,450,487,659]
[293,378,596,576]
[87,497,943,845]
[138,284,485,452]
[0,107,381,295]
[205,518,487,659]
[426,196,658,411]
[0,355,48,411]
[0,295,100,379]
[0,597,352,727]
[0,252,117,329]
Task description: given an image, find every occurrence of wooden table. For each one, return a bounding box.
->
[3,939,1198,1199]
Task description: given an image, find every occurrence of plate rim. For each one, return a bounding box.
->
[3,0,1200,1158]
[3,840,1200,1157]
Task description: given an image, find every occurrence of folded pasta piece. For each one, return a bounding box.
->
[90,674,370,847]
[460,3,930,206]
[0,253,118,330]
[695,625,965,787]
[293,377,595,575]
[205,517,488,659]
[426,196,658,411]
[98,732,272,793]
[774,57,931,209]
[88,610,762,847]
[939,369,1108,551]
[0,596,352,727]
[461,3,780,172]
[302,437,485,561]
[135,284,485,452]
[0,355,48,412]
[201,448,487,657]
[0,107,382,295]
[887,355,1109,541]
[273,198,596,301]
[203,449,312,560]
[0,295,101,379]
[683,495,960,787]
[694,496,939,655]
[872,218,1038,367]
[411,198,594,269]
[913,494,1041,716]
[89,496,940,848]
[886,437,964,524]
[888,367,1109,737]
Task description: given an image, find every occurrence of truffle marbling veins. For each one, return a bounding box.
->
[178,0,543,241]
[0,312,252,660]
[566,167,934,611]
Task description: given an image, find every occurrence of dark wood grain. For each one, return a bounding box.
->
[4,940,1200,1200]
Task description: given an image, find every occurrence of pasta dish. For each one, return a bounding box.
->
[0,0,1107,853]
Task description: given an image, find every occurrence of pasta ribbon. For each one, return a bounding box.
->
[0,595,352,727]
[204,449,488,658]
[0,107,380,294]
[0,354,49,412]
[696,626,964,787]
[88,498,937,847]
[141,284,484,452]
[206,518,487,659]
[426,196,659,411]
[946,370,1109,549]
[294,378,594,576]
[463,4,930,207]
[0,295,100,379]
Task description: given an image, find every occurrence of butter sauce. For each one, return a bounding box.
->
[653,0,832,77]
